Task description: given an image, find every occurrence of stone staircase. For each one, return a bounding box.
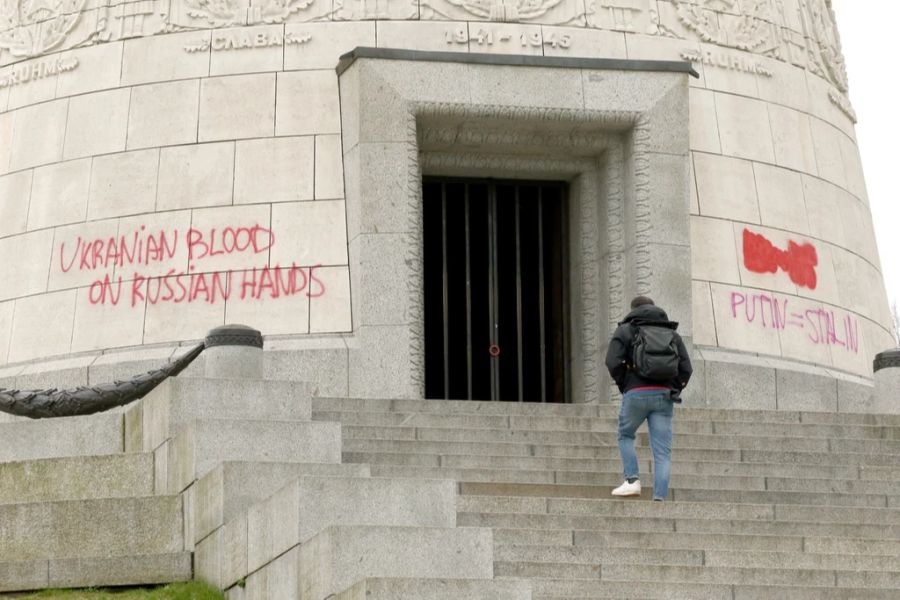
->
[312,397,900,599]
[1,372,900,598]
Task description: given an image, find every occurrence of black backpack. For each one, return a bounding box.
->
[631,324,679,381]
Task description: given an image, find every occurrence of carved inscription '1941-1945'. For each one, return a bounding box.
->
[444,27,572,48]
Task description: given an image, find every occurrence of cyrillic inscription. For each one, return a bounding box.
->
[184,31,311,53]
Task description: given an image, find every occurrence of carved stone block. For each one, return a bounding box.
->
[0,302,11,366]
[63,87,130,160]
[6,56,60,110]
[274,70,341,136]
[234,136,314,204]
[586,0,652,33]
[158,141,234,210]
[7,290,76,363]
[690,216,740,286]
[807,115,847,190]
[0,170,31,237]
[309,266,351,333]
[334,0,417,21]
[315,134,344,200]
[127,79,201,150]
[121,31,212,87]
[168,0,330,29]
[541,25,626,59]
[693,152,759,224]
[9,99,67,171]
[198,73,276,142]
[714,92,775,163]
[71,290,146,352]
[284,22,373,69]
[56,41,123,97]
[420,0,585,26]
[271,199,349,266]
[208,25,288,76]
[28,159,91,231]
[88,148,159,220]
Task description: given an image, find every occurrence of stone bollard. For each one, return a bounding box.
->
[874,348,900,414]
[204,324,264,380]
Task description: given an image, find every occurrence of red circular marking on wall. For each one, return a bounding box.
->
[489,344,501,357]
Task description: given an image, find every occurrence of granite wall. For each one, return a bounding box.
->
[0,0,892,390]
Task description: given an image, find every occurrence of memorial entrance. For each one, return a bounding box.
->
[423,178,569,403]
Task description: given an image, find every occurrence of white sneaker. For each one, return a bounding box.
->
[611,480,642,497]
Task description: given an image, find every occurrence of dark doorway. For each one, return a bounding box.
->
[423,178,569,403]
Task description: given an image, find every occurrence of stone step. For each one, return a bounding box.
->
[0,553,192,593]
[165,418,342,493]
[495,543,704,568]
[731,585,900,600]
[368,464,556,485]
[127,377,313,453]
[493,528,900,557]
[368,464,899,505]
[313,397,599,417]
[457,510,900,541]
[492,529,806,553]
[341,438,734,462]
[193,460,371,545]
[601,564,900,588]
[0,453,154,504]
[232,525,494,600]
[311,398,900,427]
[342,425,900,465]
[525,578,900,600]
[525,577,734,599]
[704,549,900,571]
[324,414,900,454]
[344,449,894,481]
[671,486,893,507]
[457,481,894,508]
[332,578,532,600]
[495,544,900,572]
[0,495,183,560]
[459,493,900,525]
[316,410,900,444]
[342,438,898,468]
[0,413,122,462]
[242,476,458,580]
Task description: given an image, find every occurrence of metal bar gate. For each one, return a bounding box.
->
[423,178,568,403]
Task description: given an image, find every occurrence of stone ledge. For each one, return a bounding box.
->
[336,47,699,78]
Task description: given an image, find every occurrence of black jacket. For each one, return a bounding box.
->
[605,304,693,400]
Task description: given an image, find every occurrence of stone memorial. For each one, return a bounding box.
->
[0,0,894,411]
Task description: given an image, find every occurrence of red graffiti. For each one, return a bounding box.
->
[59,224,275,273]
[88,265,326,307]
[61,222,330,308]
[729,290,859,353]
[742,229,818,290]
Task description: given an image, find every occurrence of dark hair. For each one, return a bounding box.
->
[630,296,654,309]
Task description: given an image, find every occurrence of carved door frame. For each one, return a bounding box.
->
[337,49,692,401]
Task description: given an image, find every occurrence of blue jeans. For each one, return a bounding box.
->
[617,388,674,501]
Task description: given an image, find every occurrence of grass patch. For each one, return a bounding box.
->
[5,581,223,600]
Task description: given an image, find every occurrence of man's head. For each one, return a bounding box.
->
[630,296,655,309]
